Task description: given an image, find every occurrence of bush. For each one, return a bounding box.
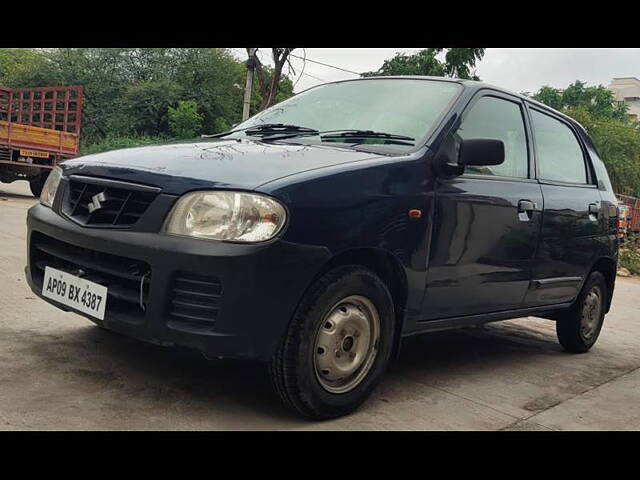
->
[120,79,182,137]
[168,100,203,139]
[80,135,166,155]
[620,235,640,275]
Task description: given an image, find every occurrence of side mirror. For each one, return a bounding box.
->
[459,138,505,167]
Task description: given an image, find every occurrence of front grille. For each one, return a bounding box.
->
[168,273,222,331]
[62,177,159,228]
[30,232,150,323]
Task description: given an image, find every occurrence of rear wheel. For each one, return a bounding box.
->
[29,172,48,197]
[269,265,395,420]
[556,271,607,353]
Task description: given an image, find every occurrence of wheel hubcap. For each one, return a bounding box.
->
[581,285,602,340]
[313,295,380,394]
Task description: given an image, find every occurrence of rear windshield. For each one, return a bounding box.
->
[233,78,462,153]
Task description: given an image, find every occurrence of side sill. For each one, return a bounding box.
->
[403,303,573,337]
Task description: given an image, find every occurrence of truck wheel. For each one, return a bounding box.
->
[269,265,395,420]
[29,173,48,197]
[556,271,607,353]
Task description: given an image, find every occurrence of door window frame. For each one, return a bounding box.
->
[523,101,598,189]
[456,89,536,183]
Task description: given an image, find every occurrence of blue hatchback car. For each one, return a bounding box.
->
[27,77,619,419]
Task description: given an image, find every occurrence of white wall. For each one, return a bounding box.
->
[608,77,640,120]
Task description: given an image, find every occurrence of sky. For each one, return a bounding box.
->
[230,48,640,95]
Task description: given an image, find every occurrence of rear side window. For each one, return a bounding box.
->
[530,109,587,184]
[457,95,529,178]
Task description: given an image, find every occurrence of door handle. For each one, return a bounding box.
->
[518,199,536,221]
[588,203,599,220]
[518,200,535,212]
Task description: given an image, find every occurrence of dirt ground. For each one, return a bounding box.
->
[1,180,639,430]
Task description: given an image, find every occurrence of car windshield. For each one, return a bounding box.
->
[229,78,462,153]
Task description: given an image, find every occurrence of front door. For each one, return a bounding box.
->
[421,92,544,319]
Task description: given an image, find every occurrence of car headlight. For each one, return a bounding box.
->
[40,166,62,208]
[163,191,287,242]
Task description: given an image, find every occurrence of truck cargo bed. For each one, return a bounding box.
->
[0,85,83,176]
[0,120,79,155]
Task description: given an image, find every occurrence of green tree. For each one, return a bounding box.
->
[0,48,60,87]
[121,78,182,136]
[0,48,296,142]
[249,48,297,110]
[168,100,203,139]
[532,81,629,122]
[530,86,563,110]
[362,48,485,80]
[171,48,247,133]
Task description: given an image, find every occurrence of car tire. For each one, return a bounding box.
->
[29,173,47,197]
[556,271,607,353]
[269,265,395,420]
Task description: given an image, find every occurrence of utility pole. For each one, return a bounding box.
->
[242,48,257,122]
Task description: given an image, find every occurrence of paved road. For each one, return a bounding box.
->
[2,180,640,430]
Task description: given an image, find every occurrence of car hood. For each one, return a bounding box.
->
[60,139,385,195]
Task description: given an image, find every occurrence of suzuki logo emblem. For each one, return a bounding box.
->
[87,192,107,213]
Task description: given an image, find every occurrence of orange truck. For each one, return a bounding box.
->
[617,193,640,236]
[0,85,83,196]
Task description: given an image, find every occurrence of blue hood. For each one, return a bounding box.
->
[60,139,385,195]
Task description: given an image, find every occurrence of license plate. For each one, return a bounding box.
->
[20,149,50,158]
[42,267,108,320]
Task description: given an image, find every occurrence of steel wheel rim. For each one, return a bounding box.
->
[581,285,602,340]
[313,295,380,394]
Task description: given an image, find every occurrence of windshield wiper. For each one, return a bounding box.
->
[320,130,415,145]
[202,123,318,139]
[254,129,416,145]
[205,126,415,147]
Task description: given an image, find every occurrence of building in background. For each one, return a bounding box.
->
[608,77,640,121]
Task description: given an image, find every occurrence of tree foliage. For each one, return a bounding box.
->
[362,48,485,80]
[168,100,203,139]
[0,48,51,84]
[532,82,640,196]
[532,81,629,122]
[0,48,295,147]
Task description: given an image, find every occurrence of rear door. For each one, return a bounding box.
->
[523,105,604,306]
[421,91,544,319]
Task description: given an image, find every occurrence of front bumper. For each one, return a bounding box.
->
[26,203,330,361]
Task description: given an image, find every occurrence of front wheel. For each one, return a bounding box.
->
[269,265,395,420]
[556,271,607,353]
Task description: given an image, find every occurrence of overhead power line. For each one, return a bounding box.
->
[258,49,327,83]
[288,53,362,76]
[292,48,307,89]
[243,49,361,78]
[300,71,325,82]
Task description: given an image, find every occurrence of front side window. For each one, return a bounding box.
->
[530,108,587,184]
[456,95,529,178]
[231,79,462,152]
